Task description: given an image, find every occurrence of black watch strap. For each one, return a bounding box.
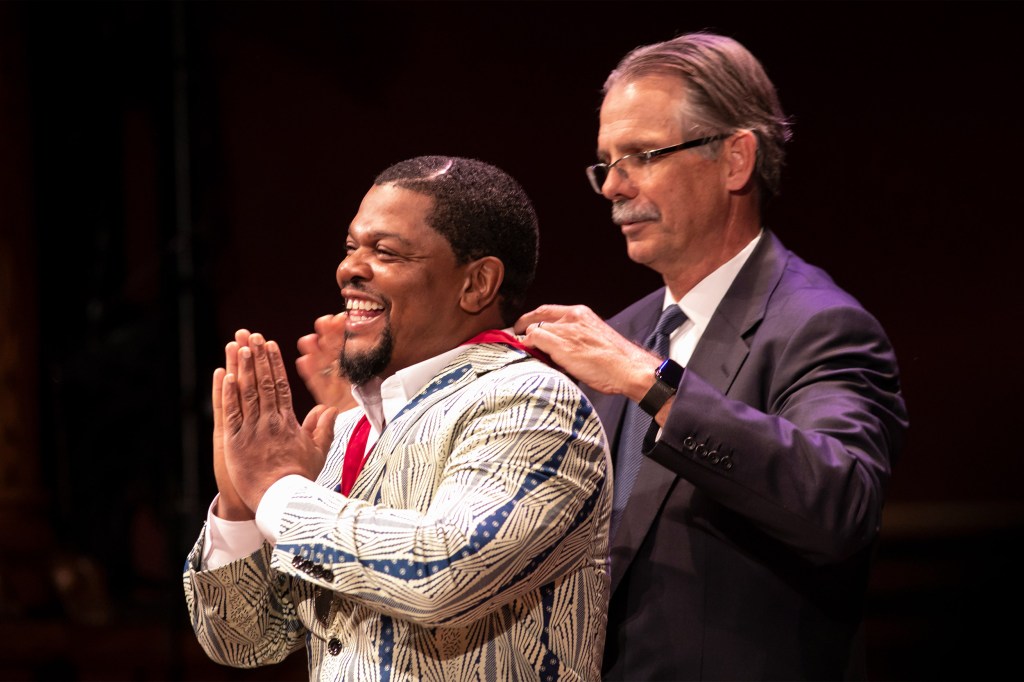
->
[639,358,684,416]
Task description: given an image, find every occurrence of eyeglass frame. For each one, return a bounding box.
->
[585,133,729,194]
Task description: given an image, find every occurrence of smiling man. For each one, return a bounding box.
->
[183,156,612,681]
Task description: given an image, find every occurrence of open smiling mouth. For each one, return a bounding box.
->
[345,297,386,327]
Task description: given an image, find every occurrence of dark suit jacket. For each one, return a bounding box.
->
[592,231,908,681]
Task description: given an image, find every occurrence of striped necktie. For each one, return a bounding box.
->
[610,305,687,540]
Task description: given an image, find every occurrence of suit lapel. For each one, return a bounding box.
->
[687,230,787,393]
[347,344,527,501]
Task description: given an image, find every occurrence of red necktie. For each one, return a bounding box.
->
[340,415,372,496]
[340,329,553,495]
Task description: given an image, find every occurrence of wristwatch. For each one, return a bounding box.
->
[639,358,684,416]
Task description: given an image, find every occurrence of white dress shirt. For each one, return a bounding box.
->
[665,230,762,364]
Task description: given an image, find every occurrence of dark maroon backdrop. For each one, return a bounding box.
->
[2,1,1021,680]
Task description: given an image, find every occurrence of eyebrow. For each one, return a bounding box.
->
[596,139,665,161]
[348,227,414,244]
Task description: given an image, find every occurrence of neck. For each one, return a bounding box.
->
[380,311,507,379]
[663,206,760,299]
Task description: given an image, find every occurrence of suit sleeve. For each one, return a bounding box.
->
[182,529,307,668]
[648,302,907,564]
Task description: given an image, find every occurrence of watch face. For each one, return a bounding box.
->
[656,358,684,389]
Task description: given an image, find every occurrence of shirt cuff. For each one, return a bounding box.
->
[255,474,321,544]
[202,495,265,570]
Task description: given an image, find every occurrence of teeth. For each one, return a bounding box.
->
[346,299,384,312]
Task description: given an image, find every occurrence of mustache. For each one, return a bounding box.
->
[341,281,388,306]
[611,201,661,225]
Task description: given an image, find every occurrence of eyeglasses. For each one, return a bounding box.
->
[585,134,728,194]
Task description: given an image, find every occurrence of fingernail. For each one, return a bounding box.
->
[240,347,251,359]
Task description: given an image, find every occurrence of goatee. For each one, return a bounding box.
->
[341,325,394,385]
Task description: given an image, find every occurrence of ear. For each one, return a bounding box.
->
[723,130,757,192]
[459,256,504,314]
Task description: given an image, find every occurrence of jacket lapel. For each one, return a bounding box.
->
[686,231,787,394]
[347,344,528,501]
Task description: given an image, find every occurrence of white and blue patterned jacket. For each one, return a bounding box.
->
[183,342,612,681]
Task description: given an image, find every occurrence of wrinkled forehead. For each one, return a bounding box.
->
[349,183,439,240]
[598,76,690,154]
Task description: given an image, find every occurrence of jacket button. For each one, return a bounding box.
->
[292,555,303,568]
[328,637,342,656]
[321,569,334,581]
[683,436,697,450]
[720,455,733,471]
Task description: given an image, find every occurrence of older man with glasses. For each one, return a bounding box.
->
[516,32,908,681]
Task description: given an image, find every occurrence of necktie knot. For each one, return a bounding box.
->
[646,305,687,355]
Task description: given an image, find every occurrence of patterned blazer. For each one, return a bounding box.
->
[183,343,612,681]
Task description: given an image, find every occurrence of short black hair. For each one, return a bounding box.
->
[374,156,539,325]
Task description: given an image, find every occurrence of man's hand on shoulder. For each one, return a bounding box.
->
[515,304,662,401]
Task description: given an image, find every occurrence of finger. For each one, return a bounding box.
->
[222,371,243,435]
[313,314,335,335]
[558,303,601,326]
[513,305,562,334]
[302,405,338,453]
[296,332,319,356]
[212,367,225,428]
[236,345,259,420]
[321,312,347,344]
[301,403,327,435]
[248,333,278,416]
[519,321,551,350]
[512,312,535,334]
[235,328,251,347]
[294,349,314,381]
[225,341,239,378]
[313,406,339,453]
[265,339,296,419]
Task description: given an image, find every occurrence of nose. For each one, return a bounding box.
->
[336,249,371,288]
[601,165,638,201]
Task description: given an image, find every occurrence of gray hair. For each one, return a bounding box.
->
[605,32,793,200]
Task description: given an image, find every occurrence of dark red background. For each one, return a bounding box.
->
[2,2,1020,679]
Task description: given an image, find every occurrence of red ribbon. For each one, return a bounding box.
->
[461,329,555,367]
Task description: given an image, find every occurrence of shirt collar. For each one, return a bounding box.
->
[664,229,763,330]
[349,343,476,437]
